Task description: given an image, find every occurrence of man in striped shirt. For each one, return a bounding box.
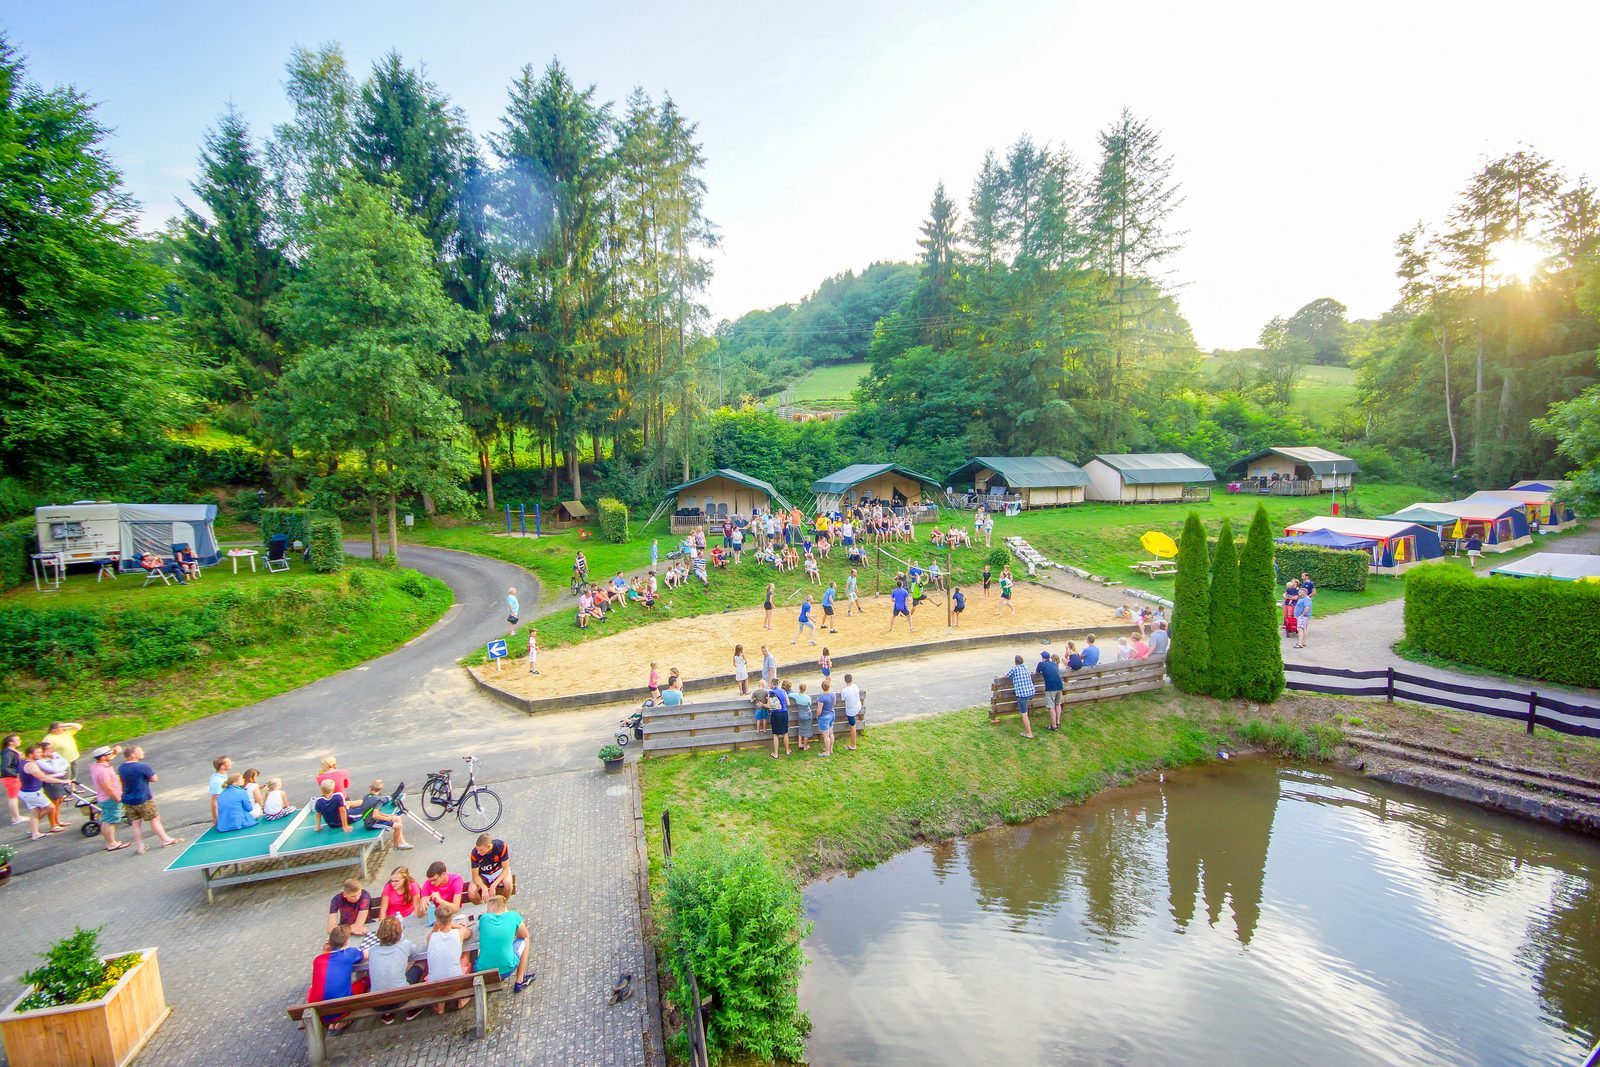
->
[1006,655,1037,740]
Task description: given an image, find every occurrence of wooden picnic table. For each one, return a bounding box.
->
[1129,560,1178,577]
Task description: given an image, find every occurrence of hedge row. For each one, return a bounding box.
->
[307,517,344,574]
[260,507,317,548]
[0,517,36,591]
[597,497,629,544]
[1403,564,1600,688]
[1273,542,1368,591]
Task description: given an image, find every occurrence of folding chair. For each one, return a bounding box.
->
[172,542,202,581]
[266,535,291,573]
[141,560,174,587]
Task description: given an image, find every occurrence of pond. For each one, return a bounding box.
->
[800,759,1600,1066]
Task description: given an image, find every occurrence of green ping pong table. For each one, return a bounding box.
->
[163,803,394,903]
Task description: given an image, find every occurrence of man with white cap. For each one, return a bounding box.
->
[88,746,128,852]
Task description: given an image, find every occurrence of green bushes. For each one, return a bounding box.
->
[1172,508,1283,702]
[597,497,629,544]
[1273,542,1368,591]
[1404,564,1600,688]
[660,836,810,1063]
[259,507,316,548]
[0,516,36,591]
[307,517,344,573]
[1238,507,1285,702]
[986,546,1011,570]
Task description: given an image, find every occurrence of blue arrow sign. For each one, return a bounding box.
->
[487,639,508,660]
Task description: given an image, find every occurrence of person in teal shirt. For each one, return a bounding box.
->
[476,896,533,992]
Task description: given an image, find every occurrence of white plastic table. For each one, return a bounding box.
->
[227,548,259,574]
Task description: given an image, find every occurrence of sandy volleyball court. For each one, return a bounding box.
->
[478,584,1118,700]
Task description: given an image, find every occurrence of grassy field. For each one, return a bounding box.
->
[787,360,867,406]
[0,560,451,749]
[638,690,1339,886]
[1293,363,1358,424]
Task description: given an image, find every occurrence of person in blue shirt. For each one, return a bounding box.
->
[1067,642,1085,671]
[793,595,817,645]
[1082,634,1102,667]
[821,582,837,634]
[215,774,259,832]
[1037,651,1065,731]
[770,680,792,758]
[1292,591,1313,649]
[814,681,837,757]
[888,581,913,633]
[952,587,966,627]
[660,681,685,706]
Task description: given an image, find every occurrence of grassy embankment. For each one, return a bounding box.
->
[638,690,1341,888]
[0,560,451,748]
[405,481,1449,662]
[1292,364,1358,424]
[784,360,867,407]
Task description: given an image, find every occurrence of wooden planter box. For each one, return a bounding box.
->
[1,947,170,1067]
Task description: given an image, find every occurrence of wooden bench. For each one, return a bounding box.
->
[286,969,504,1065]
[643,690,868,755]
[989,656,1167,720]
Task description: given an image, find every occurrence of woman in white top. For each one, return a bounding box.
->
[241,768,265,818]
[733,645,749,695]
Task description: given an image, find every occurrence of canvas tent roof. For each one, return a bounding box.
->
[1405,499,1524,521]
[811,463,940,495]
[947,456,1090,489]
[665,469,793,511]
[1227,446,1359,476]
[1378,506,1462,526]
[1510,480,1559,492]
[1273,527,1376,549]
[1285,516,1421,540]
[1489,552,1600,581]
[1089,453,1216,485]
[1465,488,1556,506]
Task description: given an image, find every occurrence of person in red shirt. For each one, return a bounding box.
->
[316,756,351,796]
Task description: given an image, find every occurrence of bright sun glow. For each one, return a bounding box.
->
[1491,240,1544,283]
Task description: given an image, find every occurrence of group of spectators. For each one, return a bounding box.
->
[309,832,533,1022]
[750,669,865,758]
[1003,626,1171,738]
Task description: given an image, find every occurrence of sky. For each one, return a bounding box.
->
[8,0,1600,349]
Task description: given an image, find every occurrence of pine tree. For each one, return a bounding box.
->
[1238,506,1285,703]
[1167,512,1212,694]
[1205,518,1242,699]
[913,182,960,349]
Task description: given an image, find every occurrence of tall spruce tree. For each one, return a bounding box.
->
[1167,512,1212,694]
[913,182,960,349]
[1238,506,1285,703]
[1205,518,1242,699]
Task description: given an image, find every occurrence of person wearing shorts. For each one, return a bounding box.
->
[996,569,1014,615]
[952,587,966,627]
[821,582,837,633]
[2,734,22,825]
[840,675,863,750]
[793,595,817,645]
[1038,651,1065,731]
[88,745,128,852]
[981,564,992,596]
[1006,655,1037,739]
[117,746,181,853]
[769,681,792,758]
[17,743,59,839]
[888,582,913,633]
[815,681,837,757]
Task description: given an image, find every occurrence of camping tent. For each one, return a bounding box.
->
[1226,446,1359,492]
[1272,527,1376,549]
[1404,499,1531,551]
[646,469,793,527]
[1282,515,1443,573]
[34,502,220,572]
[946,456,1089,508]
[1082,453,1215,503]
[1489,553,1600,581]
[1464,488,1578,532]
[812,463,941,514]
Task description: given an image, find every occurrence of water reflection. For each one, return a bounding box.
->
[801,759,1600,1066]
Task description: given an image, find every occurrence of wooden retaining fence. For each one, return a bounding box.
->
[1283,662,1600,739]
[642,692,868,756]
[989,656,1168,720]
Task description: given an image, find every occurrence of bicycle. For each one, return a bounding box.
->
[421,755,504,833]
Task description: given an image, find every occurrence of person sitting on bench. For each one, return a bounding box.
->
[307,924,368,1030]
[477,895,535,994]
[467,833,515,902]
[350,779,413,850]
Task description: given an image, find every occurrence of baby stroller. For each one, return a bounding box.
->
[616,709,645,748]
[69,781,105,838]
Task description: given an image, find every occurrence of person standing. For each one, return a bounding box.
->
[526,628,539,676]
[651,539,659,568]
[845,569,864,617]
[18,744,62,838]
[2,734,23,825]
[41,721,83,782]
[733,644,749,695]
[505,586,520,628]
[792,595,817,645]
[763,583,775,631]
[1006,655,1037,739]
[952,586,966,627]
[34,741,71,832]
[1038,650,1065,731]
[995,568,1015,615]
[1292,589,1313,648]
[1465,535,1483,569]
[117,746,182,854]
[769,680,792,759]
[888,580,913,633]
[88,747,127,852]
[840,674,864,751]
[815,680,837,757]
[822,581,838,633]
[761,645,777,691]
[984,513,995,547]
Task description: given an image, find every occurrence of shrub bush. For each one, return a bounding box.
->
[597,497,630,544]
[0,516,37,591]
[307,517,344,573]
[1273,542,1368,591]
[0,478,37,522]
[1403,564,1600,688]
[986,546,1011,570]
[260,507,316,548]
[660,836,810,1063]
[397,572,429,599]
[17,927,143,1012]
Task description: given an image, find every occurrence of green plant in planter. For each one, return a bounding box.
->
[17,927,142,1012]
[0,844,13,865]
[598,743,624,762]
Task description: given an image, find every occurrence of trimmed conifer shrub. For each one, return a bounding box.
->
[1238,505,1285,702]
[1206,518,1242,698]
[1168,512,1211,694]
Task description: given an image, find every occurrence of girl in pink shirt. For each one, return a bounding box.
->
[380,865,424,922]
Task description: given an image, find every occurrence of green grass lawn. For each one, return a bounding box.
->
[786,360,866,406]
[0,560,451,749]
[638,691,1338,885]
[1292,363,1357,424]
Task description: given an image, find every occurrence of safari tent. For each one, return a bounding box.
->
[1466,487,1578,532]
[1403,498,1531,552]
[1282,515,1443,574]
[1225,446,1358,493]
[812,463,941,515]
[1083,453,1215,503]
[34,502,220,573]
[646,468,793,529]
[1489,552,1600,581]
[946,456,1089,508]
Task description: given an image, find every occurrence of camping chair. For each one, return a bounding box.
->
[172,543,202,581]
[141,557,174,588]
[266,535,290,573]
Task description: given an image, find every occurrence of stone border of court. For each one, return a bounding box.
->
[470,620,1121,714]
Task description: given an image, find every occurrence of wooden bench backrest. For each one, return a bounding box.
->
[286,969,504,1021]
[989,657,1167,718]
